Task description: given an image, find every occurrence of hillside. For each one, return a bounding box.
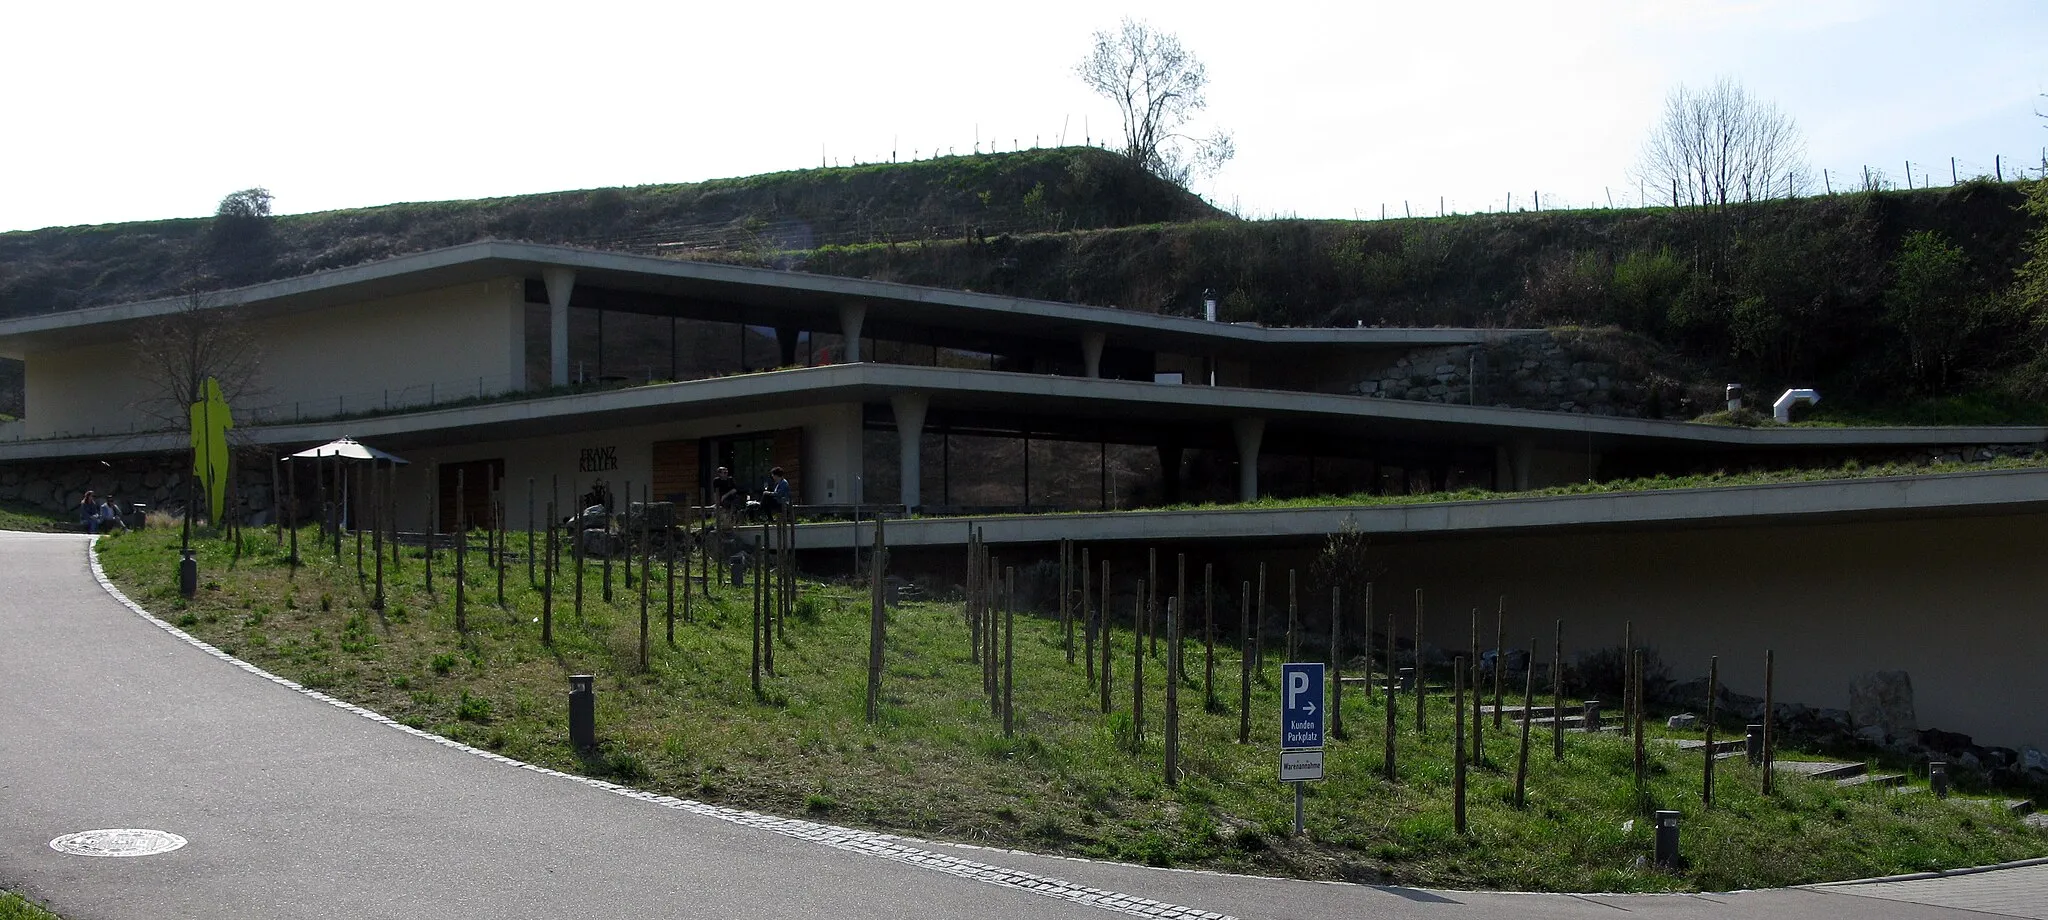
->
[0,147,1220,318]
[3,148,2044,421]
[782,181,2046,411]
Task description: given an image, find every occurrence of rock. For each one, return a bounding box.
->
[1427,384,1448,397]
[1919,727,1974,753]
[2025,747,2048,772]
[1666,714,1697,730]
[1434,364,1457,375]
[1848,670,1917,746]
[1357,381,1379,394]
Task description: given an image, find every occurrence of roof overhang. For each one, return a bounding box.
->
[0,240,1530,359]
[4,364,2041,462]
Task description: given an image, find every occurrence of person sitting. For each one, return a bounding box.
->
[760,467,792,518]
[78,491,101,533]
[710,466,742,528]
[97,497,127,533]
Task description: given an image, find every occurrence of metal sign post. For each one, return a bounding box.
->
[1279,662,1326,836]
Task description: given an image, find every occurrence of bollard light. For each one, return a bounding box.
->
[568,674,596,750]
[1653,810,1681,868]
[1745,724,1764,764]
[178,548,198,599]
[1929,761,1951,798]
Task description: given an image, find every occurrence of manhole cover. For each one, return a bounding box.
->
[48,829,187,858]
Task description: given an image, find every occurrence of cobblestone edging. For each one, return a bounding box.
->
[83,539,1235,920]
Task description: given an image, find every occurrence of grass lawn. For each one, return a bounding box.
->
[94,524,2046,892]
[0,500,70,533]
[0,890,61,920]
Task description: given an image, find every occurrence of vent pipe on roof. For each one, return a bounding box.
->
[1774,388,1820,424]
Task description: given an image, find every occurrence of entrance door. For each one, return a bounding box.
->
[437,459,503,532]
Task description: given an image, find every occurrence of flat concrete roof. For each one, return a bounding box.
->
[5,363,2041,461]
[775,467,2048,550]
[0,240,1527,359]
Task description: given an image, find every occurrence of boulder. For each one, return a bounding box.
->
[1848,670,1917,746]
[1666,714,1697,730]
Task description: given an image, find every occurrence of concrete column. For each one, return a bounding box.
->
[891,393,929,509]
[838,302,867,363]
[776,327,800,367]
[1157,440,1184,505]
[1511,439,1535,491]
[1081,329,1107,378]
[1232,417,1265,503]
[543,267,576,388]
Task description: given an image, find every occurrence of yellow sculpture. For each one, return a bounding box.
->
[189,377,233,526]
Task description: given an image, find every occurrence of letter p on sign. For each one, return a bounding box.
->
[1288,670,1310,708]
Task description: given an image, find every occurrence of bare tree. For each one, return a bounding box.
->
[1076,18,1234,187]
[131,283,265,433]
[1635,78,1808,209]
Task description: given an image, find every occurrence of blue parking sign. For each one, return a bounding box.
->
[1280,662,1326,751]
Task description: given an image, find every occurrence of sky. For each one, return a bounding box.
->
[3,0,2045,233]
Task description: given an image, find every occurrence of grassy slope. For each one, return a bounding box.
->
[0,499,68,532]
[96,526,2045,892]
[0,892,60,920]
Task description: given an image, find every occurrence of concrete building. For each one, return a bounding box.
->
[3,241,2044,749]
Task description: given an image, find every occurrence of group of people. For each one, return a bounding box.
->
[709,465,790,527]
[76,491,128,534]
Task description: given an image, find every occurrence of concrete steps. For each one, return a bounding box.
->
[1836,772,1907,789]
[1673,738,1746,756]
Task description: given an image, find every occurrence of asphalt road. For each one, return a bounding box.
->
[1,530,2040,919]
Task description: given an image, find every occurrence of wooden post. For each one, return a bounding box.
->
[1384,590,1397,781]
[758,534,772,677]
[1621,619,1633,741]
[1514,642,1535,808]
[968,533,982,664]
[354,466,365,579]
[542,501,554,645]
[1552,619,1565,761]
[1330,586,1344,740]
[495,494,506,607]
[1704,655,1718,808]
[1762,649,1776,795]
[602,502,614,604]
[1061,540,1073,663]
[1414,588,1426,734]
[665,510,677,645]
[1470,607,1482,762]
[1147,548,1158,659]
[1454,655,1467,834]
[572,497,585,620]
[1003,566,1015,737]
[287,455,299,569]
[527,478,536,588]
[985,554,999,713]
[1493,597,1505,729]
[681,503,694,623]
[1203,562,1215,710]
[388,464,400,572]
[1083,547,1095,687]
[1165,597,1180,787]
[371,465,384,609]
[454,470,467,632]
[271,450,283,547]
[1237,581,1251,744]
[1633,648,1648,809]
[1286,569,1298,662]
[1254,563,1266,673]
[1132,580,1146,745]
[864,517,886,722]
[1100,559,1113,715]
[638,492,651,671]
[1176,553,1187,668]
[753,535,764,696]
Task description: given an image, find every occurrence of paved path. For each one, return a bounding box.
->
[1,530,2041,919]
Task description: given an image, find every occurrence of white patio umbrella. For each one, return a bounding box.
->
[285,437,408,532]
[287,436,409,465]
